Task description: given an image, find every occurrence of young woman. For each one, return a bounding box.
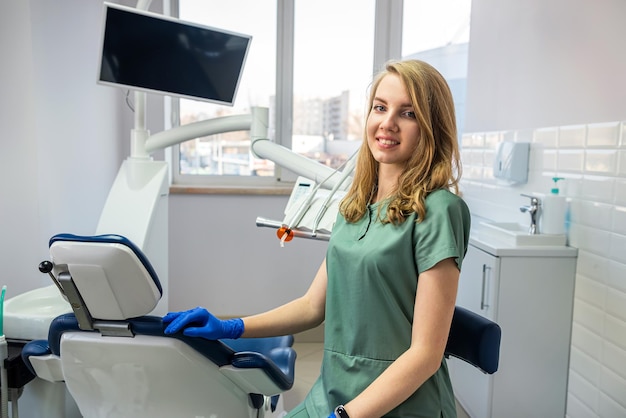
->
[164,59,470,418]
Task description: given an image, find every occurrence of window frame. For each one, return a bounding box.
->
[169,0,404,188]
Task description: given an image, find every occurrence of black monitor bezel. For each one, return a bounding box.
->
[97,2,252,106]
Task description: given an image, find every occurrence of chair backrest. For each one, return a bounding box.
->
[48,233,162,326]
[445,306,501,374]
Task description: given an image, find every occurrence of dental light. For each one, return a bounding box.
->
[141,108,348,190]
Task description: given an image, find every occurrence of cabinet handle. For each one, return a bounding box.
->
[481,264,491,310]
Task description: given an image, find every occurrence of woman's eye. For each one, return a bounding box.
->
[403,111,416,119]
[373,104,385,112]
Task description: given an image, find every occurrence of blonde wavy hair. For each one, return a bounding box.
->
[340,59,462,224]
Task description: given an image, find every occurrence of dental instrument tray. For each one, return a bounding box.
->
[256,176,347,242]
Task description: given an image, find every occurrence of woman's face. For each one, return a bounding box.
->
[366,73,420,172]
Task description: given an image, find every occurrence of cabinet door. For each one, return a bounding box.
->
[456,245,499,321]
[450,245,500,418]
[449,357,493,418]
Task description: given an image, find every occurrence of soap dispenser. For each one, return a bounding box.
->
[541,177,566,235]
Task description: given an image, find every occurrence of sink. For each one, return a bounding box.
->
[479,222,567,246]
[4,285,72,340]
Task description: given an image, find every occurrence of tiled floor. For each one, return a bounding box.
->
[285,342,470,417]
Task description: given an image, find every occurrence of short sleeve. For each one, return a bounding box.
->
[413,190,471,274]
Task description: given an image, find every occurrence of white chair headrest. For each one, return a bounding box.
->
[49,234,162,320]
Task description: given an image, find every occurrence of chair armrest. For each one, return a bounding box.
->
[232,347,296,390]
[445,306,501,374]
[220,346,297,396]
[221,335,294,355]
[21,340,65,382]
[21,339,50,375]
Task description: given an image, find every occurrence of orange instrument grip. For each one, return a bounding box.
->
[277,227,294,242]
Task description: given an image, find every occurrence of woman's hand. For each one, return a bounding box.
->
[163,307,244,340]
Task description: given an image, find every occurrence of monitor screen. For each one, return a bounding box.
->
[98,3,251,106]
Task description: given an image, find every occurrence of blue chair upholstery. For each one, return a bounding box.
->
[445,305,501,374]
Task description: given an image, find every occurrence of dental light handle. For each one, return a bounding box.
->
[283,182,322,231]
[311,181,344,236]
[311,153,357,234]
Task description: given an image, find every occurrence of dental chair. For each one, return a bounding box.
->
[21,233,296,418]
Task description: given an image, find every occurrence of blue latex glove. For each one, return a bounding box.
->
[327,413,337,418]
[163,307,244,340]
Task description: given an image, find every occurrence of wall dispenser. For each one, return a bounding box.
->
[493,142,530,185]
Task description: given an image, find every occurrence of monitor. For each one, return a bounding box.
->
[98,2,251,106]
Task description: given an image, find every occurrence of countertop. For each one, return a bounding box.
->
[469,216,578,257]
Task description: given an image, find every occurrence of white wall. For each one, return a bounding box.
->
[464,0,626,416]
[0,0,123,298]
[0,0,170,302]
[168,193,328,316]
[0,1,40,298]
[465,0,626,132]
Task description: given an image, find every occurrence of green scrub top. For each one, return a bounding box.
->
[287,189,470,418]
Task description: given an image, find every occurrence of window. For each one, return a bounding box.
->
[173,0,380,187]
[291,0,375,171]
[174,0,278,186]
[172,0,471,187]
[402,0,472,137]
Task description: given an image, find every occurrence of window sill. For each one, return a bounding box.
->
[169,184,294,196]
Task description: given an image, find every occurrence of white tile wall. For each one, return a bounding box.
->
[460,120,626,418]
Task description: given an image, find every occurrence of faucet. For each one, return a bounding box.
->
[520,194,541,234]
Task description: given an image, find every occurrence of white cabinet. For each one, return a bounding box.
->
[449,239,578,418]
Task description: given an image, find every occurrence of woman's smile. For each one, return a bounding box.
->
[366,73,420,168]
[376,136,400,147]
